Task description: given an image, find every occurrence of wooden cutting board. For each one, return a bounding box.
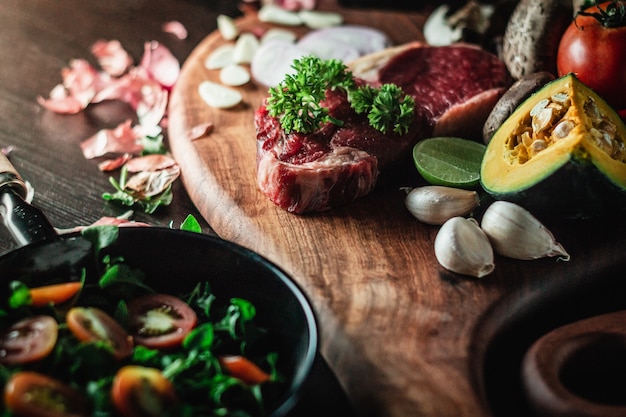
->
[167,5,626,417]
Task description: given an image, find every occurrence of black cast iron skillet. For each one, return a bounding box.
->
[0,152,320,417]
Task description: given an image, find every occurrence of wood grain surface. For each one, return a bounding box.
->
[167,4,626,417]
[0,0,224,255]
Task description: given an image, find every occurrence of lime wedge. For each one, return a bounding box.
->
[412,137,486,189]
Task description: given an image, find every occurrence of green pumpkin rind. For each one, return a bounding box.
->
[483,155,626,218]
[480,73,626,218]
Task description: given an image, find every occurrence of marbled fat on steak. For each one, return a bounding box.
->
[376,43,513,138]
[255,87,421,213]
[255,43,512,214]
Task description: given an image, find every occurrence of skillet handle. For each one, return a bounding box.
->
[0,152,58,247]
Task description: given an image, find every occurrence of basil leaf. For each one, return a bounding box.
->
[180,214,202,233]
[8,280,31,309]
[183,322,215,351]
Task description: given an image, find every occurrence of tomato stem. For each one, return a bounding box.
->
[577,1,626,28]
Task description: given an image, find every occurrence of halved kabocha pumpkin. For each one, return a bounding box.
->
[480,73,626,218]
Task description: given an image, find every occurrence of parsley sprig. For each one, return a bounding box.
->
[266,56,415,135]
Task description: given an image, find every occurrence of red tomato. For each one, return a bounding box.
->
[219,355,271,385]
[4,371,89,417]
[111,365,177,417]
[66,307,133,360]
[29,282,83,307]
[0,316,58,365]
[557,1,626,110]
[127,294,197,349]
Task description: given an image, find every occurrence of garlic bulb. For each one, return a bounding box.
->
[481,201,570,261]
[434,217,495,278]
[405,186,480,225]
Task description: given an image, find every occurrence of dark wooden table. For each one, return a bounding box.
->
[0,0,244,254]
[6,2,626,417]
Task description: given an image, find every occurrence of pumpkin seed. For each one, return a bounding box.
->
[552,120,574,139]
[530,98,549,117]
[551,92,569,105]
[509,90,626,164]
[532,107,554,133]
[529,139,547,156]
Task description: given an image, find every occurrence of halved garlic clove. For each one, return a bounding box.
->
[435,217,495,278]
[198,80,242,109]
[205,44,235,70]
[258,5,303,26]
[298,10,344,29]
[233,33,260,64]
[405,185,480,225]
[217,14,239,41]
[480,200,570,261]
[260,28,297,45]
[219,64,251,87]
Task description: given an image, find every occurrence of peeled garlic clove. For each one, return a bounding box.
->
[405,186,480,225]
[435,217,495,278]
[260,28,297,45]
[481,201,570,261]
[205,44,235,70]
[198,80,242,109]
[217,14,239,41]
[258,5,303,26]
[233,33,260,64]
[219,64,251,86]
[298,10,344,29]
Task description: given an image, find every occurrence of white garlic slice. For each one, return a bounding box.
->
[258,5,302,26]
[205,44,235,70]
[217,14,239,41]
[198,80,242,109]
[261,28,297,45]
[435,217,495,278]
[480,201,570,261]
[233,33,260,64]
[219,64,251,86]
[298,10,344,29]
[405,186,479,225]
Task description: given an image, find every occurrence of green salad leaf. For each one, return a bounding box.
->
[81,225,119,258]
[178,214,202,233]
[0,226,281,417]
[7,281,31,309]
[103,166,174,214]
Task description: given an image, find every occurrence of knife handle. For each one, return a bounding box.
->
[0,151,27,198]
[0,151,57,246]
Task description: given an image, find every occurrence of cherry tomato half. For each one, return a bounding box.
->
[127,294,197,349]
[111,365,177,417]
[66,307,133,360]
[557,1,626,110]
[219,355,271,385]
[0,315,58,365]
[4,371,89,417]
[29,282,83,307]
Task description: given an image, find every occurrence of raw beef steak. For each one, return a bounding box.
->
[255,86,423,213]
[375,43,513,138]
[255,43,512,213]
